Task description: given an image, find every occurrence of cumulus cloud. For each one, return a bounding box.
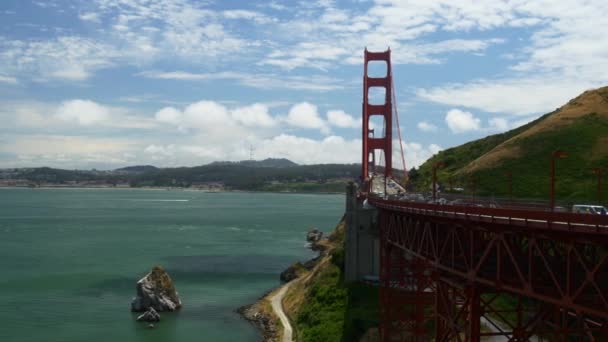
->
[154,101,278,134]
[445,109,481,133]
[155,107,182,125]
[231,103,276,127]
[55,100,110,126]
[417,121,437,132]
[326,110,359,128]
[283,102,329,134]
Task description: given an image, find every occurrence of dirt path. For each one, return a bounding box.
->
[271,282,294,342]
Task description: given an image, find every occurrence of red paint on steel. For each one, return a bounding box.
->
[358,50,608,340]
[375,197,608,340]
[362,49,392,192]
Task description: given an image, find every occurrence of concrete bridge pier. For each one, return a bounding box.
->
[344,182,379,283]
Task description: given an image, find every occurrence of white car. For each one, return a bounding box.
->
[572,205,607,215]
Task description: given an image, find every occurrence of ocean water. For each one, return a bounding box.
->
[0,188,344,342]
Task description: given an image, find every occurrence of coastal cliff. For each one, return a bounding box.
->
[241,217,379,342]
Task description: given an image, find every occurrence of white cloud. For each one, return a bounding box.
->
[181,100,233,129]
[1,100,157,130]
[417,121,437,132]
[0,36,116,81]
[445,109,481,133]
[79,12,101,22]
[284,102,329,133]
[139,70,345,91]
[222,10,273,24]
[0,134,137,168]
[392,140,443,170]
[154,101,279,133]
[0,75,18,84]
[414,1,608,117]
[327,110,359,128]
[488,117,509,132]
[231,103,276,127]
[417,77,601,116]
[155,107,182,125]
[55,100,110,126]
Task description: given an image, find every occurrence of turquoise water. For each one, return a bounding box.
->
[0,188,344,342]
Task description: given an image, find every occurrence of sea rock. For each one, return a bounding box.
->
[306,228,323,243]
[237,304,279,342]
[280,262,303,283]
[131,265,182,312]
[136,307,161,322]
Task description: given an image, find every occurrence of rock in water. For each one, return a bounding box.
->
[131,265,182,312]
[306,228,323,243]
[137,307,161,322]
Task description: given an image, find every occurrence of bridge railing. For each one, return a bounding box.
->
[369,196,608,235]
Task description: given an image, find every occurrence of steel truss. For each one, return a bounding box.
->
[378,207,608,341]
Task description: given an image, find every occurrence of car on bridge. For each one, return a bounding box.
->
[572,204,607,215]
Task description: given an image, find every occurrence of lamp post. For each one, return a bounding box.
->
[505,171,513,204]
[471,177,478,202]
[432,161,444,203]
[592,167,603,204]
[550,150,568,211]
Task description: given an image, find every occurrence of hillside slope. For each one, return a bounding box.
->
[414,86,608,203]
[283,218,379,342]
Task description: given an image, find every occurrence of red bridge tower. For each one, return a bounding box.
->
[362,49,393,192]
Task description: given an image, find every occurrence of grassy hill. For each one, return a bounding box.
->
[412,86,608,205]
[283,218,379,342]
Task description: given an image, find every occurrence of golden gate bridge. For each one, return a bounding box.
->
[355,49,608,341]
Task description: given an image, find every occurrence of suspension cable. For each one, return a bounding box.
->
[392,77,408,181]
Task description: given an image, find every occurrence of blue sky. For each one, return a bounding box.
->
[0,0,606,169]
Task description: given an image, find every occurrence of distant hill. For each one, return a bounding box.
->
[413,86,608,203]
[132,162,358,191]
[209,158,298,168]
[115,165,159,173]
[3,160,359,193]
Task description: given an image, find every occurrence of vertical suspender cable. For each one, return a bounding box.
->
[392,77,408,182]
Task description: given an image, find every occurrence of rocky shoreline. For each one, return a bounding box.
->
[236,288,281,342]
[237,228,328,341]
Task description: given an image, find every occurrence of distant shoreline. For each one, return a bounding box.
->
[0,185,344,195]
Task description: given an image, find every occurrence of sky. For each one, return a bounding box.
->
[0,0,607,170]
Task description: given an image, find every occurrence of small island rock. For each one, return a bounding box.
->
[306,228,323,243]
[137,307,161,322]
[131,265,182,312]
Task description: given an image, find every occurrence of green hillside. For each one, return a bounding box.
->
[412,86,608,205]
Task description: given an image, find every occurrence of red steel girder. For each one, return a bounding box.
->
[378,205,608,341]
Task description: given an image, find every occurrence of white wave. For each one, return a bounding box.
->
[123,199,190,202]
[226,226,241,231]
[247,228,272,233]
